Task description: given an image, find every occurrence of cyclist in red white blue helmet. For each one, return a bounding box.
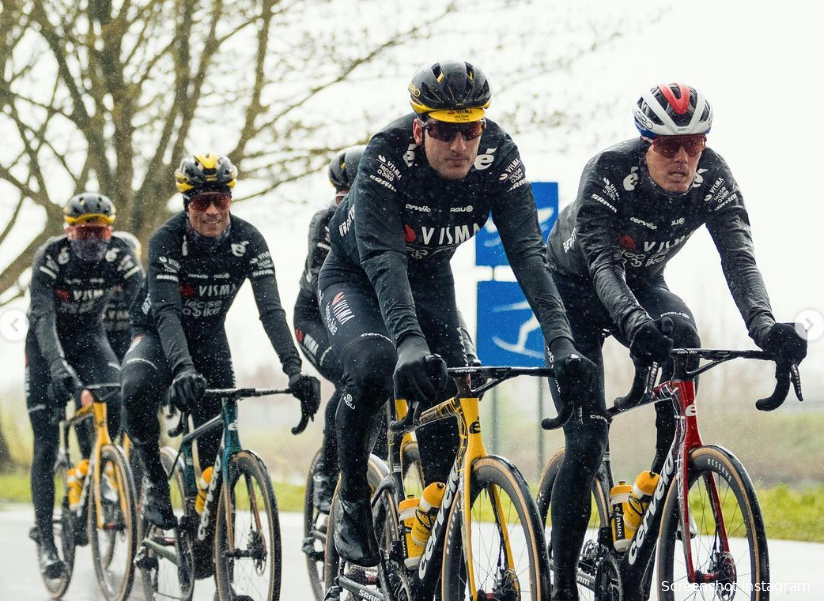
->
[544,82,807,600]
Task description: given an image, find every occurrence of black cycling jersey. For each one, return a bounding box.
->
[131,212,301,377]
[298,204,336,298]
[320,112,572,348]
[546,138,774,344]
[103,232,144,359]
[28,234,143,367]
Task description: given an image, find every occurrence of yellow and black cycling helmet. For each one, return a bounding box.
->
[174,152,238,202]
[408,60,491,123]
[328,146,366,192]
[63,192,116,226]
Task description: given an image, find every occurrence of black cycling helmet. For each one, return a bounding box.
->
[174,152,238,202]
[63,192,117,225]
[328,146,365,191]
[408,60,491,123]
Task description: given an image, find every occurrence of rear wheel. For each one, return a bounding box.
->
[536,447,611,601]
[88,444,138,601]
[139,447,195,601]
[41,460,76,599]
[657,445,769,601]
[214,450,282,601]
[441,455,550,601]
[303,449,328,601]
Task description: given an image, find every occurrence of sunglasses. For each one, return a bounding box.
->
[651,134,707,159]
[189,192,232,212]
[421,119,485,143]
[67,224,113,241]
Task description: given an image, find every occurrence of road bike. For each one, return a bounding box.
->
[303,401,424,601]
[324,365,553,601]
[136,386,310,601]
[38,383,138,601]
[537,349,803,601]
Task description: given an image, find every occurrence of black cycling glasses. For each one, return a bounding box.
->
[421,119,486,143]
[651,134,707,159]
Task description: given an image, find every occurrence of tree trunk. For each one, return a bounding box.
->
[0,418,16,474]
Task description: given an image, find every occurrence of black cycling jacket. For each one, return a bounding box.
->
[131,212,301,377]
[298,203,335,298]
[319,113,572,348]
[28,235,143,365]
[546,138,774,345]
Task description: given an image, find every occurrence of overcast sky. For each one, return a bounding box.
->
[1,0,822,400]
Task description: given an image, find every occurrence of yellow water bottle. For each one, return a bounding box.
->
[68,458,90,510]
[411,482,446,548]
[195,466,214,514]
[623,471,660,540]
[399,497,422,568]
[609,481,632,552]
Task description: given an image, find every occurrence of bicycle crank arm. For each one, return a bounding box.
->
[338,575,386,601]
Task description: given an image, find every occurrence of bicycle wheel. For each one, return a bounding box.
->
[657,445,769,601]
[214,450,282,601]
[303,449,330,601]
[536,447,611,601]
[323,456,394,598]
[441,455,550,601]
[40,460,76,599]
[88,444,138,601]
[139,447,196,601]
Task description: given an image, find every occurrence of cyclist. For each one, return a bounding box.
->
[317,59,597,567]
[103,231,143,360]
[544,82,808,600]
[122,152,321,531]
[295,146,365,513]
[25,193,143,578]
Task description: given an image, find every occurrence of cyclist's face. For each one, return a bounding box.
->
[645,139,702,193]
[187,193,231,237]
[413,118,481,180]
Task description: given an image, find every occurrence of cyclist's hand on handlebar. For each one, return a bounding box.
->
[393,336,448,404]
[49,358,81,404]
[759,322,807,366]
[289,372,321,417]
[551,338,598,403]
[170,366,206,412]
[630,317,674,364]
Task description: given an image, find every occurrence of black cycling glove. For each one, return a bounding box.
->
[289,372,321,417]
[759,322,807,365]
[49,358,81,404]
[393,336,448,404]
[550,337,598,406]
[630,317,674,364]
[170,367,207,412]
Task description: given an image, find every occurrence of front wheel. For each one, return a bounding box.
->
[441,455,550,601]
[214,450,282,601]
[657,445,769,601]
[88,444,138,601]
[41,461,76,599]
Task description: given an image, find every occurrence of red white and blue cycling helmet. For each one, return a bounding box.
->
[633,83,713,138]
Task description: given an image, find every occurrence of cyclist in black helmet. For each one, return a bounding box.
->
[122,152,321,534]
[318,59,597,566]
[544,83,808,600]
[26,193,143,578]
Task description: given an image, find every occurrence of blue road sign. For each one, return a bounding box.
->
[475,181,558,267]
[476,280,545,367]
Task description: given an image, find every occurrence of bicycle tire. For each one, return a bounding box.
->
[304,448,328,601]
[657,445,769,601]
[41,461,76,599]
[214,449,282,601]
[441,455,550,601]
[88,444,138,601]
[323,456,393,595]
[535,447,611,601]
[139,446,196,601]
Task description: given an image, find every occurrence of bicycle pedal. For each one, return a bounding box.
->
[134,552,159,571]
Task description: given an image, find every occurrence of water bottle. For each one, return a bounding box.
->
[399,497,422,568]
[623,471,660,540]
[195,466,214,514]
[609,481,632,552]
[68,458,90,510]
[411,482,446,547]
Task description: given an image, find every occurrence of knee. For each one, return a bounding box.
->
[563,419,608,478]
[341,340,396,403]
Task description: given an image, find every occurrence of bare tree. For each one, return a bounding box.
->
[0,0,665,303]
